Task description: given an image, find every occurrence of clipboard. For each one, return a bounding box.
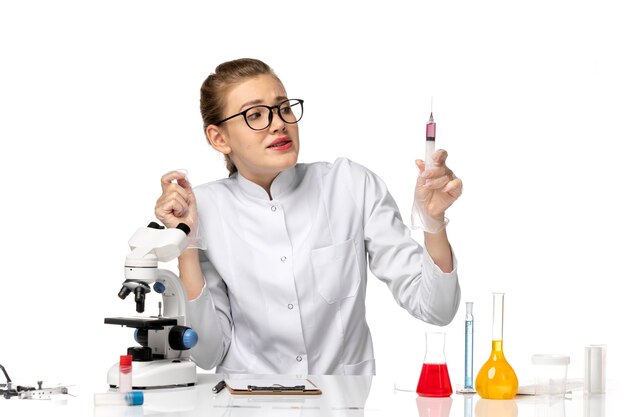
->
[224,378,322,395]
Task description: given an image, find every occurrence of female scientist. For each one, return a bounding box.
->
[155,58,463,375]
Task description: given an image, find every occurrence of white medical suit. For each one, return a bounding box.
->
[188,158,460,375]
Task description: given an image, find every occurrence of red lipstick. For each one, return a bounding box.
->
[267,136,292,151]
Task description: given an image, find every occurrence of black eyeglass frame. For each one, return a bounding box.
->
[215,99,304,131]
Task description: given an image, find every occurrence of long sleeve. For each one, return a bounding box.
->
[186,250,233,370]
[188,158,460,375]
[357,162,461,325]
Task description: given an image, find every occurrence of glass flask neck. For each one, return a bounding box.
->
[465,301,474,321]
[424,332,447,364]
[492,339,504,352]
[491,293,505,341]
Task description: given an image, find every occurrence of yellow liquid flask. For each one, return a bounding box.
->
[476,292,518,399]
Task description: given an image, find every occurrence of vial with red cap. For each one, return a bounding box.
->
[119,354,133,393]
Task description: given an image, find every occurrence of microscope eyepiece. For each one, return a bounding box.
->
[176,223,191,236]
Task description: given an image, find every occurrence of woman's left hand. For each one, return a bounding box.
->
[413,149,463,231]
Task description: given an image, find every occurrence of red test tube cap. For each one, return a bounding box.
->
[120,355,133,367]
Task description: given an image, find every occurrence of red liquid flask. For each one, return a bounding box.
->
[416,332,453,397]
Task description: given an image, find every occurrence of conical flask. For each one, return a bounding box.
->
[476,292,518,399]
[416,332,452,397]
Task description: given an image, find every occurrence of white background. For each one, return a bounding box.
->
[1,0,624,397]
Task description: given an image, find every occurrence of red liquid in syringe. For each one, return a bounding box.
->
[425,112,436,169]
[416,363,453,397]
[426,113,436,139]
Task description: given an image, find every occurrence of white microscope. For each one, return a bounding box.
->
[104,222,198,389]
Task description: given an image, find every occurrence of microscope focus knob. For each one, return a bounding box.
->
[153,281,166,294]
[168,326,198,350]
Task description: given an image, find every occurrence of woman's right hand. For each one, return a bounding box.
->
[155,171,197,230]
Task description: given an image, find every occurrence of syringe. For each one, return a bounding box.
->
[425,100,436,169]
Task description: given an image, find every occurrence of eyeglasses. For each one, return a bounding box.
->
[216,99,304,131]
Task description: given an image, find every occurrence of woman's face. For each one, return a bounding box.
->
[217,74,300,185]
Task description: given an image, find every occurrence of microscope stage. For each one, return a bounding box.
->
[104,317,178,329]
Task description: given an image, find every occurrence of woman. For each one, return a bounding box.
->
[155,58,462,375]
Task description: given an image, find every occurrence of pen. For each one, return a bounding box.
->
[247,385,306,391]
[212,380,226,393]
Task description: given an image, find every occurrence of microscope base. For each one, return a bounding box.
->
[107,359,197,389]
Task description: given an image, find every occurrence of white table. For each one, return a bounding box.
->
[0,373,619,416]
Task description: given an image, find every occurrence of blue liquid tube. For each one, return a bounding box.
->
[464,302,474,389]
[464,394,473,417]
[93,392,144,406]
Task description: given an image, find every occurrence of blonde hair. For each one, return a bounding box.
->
[200,58,282,176]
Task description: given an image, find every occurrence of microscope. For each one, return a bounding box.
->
[104,222,198,389]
